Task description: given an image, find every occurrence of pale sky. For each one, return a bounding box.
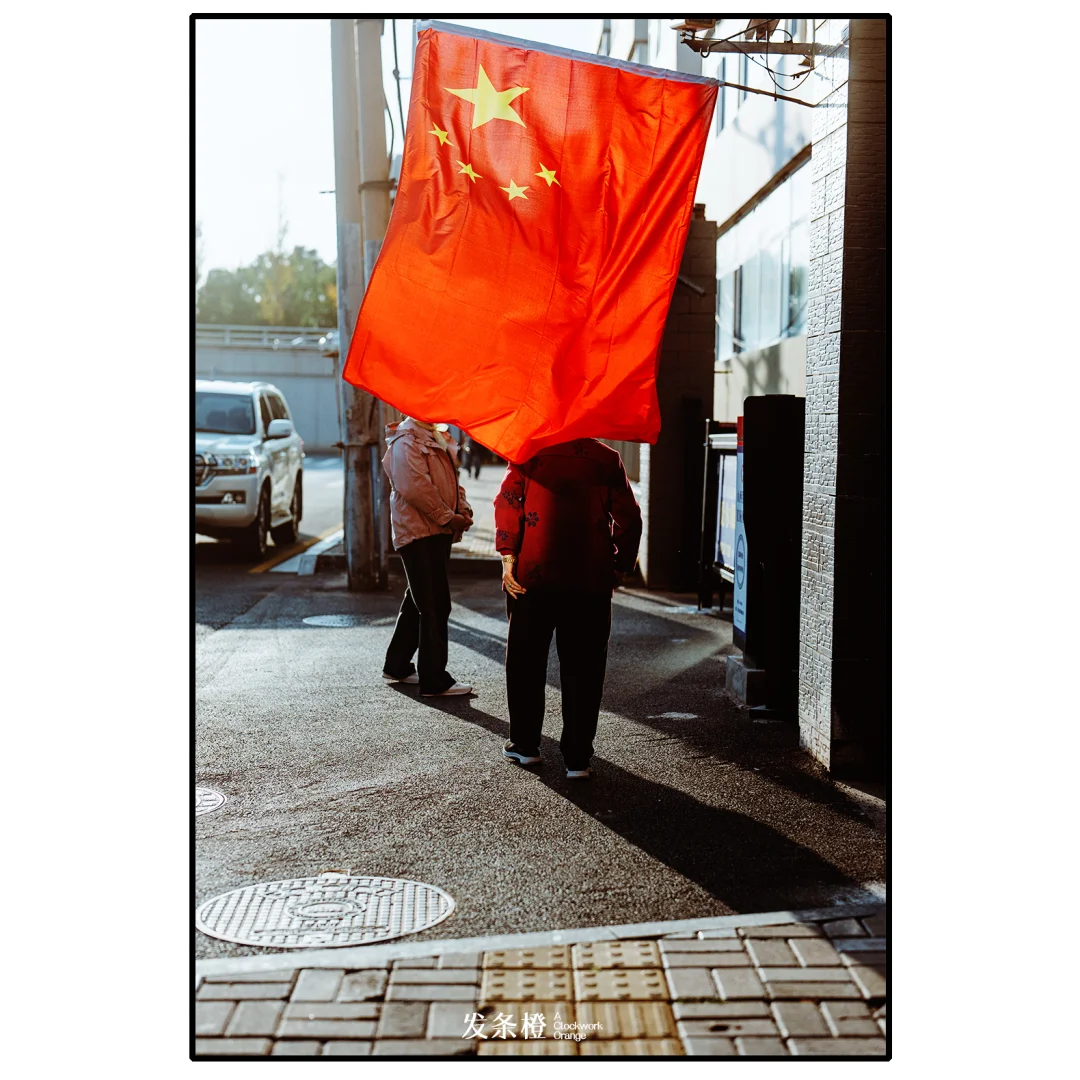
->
[195,18,603,276]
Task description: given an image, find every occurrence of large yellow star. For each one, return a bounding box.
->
[500,179,529,202]
[446,65,528,129]
[458,161,482,183]
[428,122,452,146]
[535,163,560,187]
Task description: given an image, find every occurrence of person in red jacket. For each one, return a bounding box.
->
[494,438,642,779]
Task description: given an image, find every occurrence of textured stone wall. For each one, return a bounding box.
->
[798,19,887,776]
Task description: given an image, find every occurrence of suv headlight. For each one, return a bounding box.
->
[206,453,258,475]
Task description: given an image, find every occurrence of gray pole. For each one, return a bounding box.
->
[330,19,378,591]
[355,18,394,589]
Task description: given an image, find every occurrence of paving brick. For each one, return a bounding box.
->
[760,967,853,982]
[480,1039,576,1055]
[682,1036,737,1055]
[835,937,887,952]
[226,1001,284,1037]
[771,1001,829,1037]
[739,924,824,938]
[577,968,669,1001]
[674,1002,770,1020]
[573,940,661,969]
[290,969,345,1002]
[790,1037,886,1056]
[427,1001,510,1039]
[664,951,750,968]
[195,1001,234,1036]
[338,970,388,1001]
[766,982,862,1000]
[861,911,886,936]
[389,967,480,985]
[271,1041,322,1056]
[375,1001,428,1038]
[372,1039,474,1056]
[202,969,297,983]
[438,952,481,968]
[483,945,571,969]
[791,938,843,966]
[822,918,868,938]
[662,967,715,1000]
[284,1003,380,1020]
[320,1041,372,1056]
[194,1038,271,1056]
[386,983,478,1001]
[736,1036,788,1055]
[277,1020,377,1039]
[842,951,887,967]
[198,982,292,1000]
[821,1000,880,1036]
[483,969,573,1001]
[581,1039,683,1055]
[711,968,767,1001]
[849,964,886,998]
[661,938,744,952]
[678,1018,781,1039]
[746,939,799,967]
[576,1002,676,1039]
[393,956,436,968]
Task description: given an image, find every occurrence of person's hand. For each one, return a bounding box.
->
[448,513,472,534]
[502,555,526,597]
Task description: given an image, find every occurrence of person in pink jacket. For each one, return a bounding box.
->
[381,418,474,696]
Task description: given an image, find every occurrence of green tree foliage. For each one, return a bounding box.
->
[196,245,338,327]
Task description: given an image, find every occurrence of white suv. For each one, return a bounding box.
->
[195,380,304,557]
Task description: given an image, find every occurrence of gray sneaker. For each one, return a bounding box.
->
[565,767,592,780]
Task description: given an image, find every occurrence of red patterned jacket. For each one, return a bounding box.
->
[494,439,642,593]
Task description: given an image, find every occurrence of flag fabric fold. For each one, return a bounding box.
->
[343,21,717,463]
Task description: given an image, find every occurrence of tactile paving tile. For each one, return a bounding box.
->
[482,946,572,970]
[580,1039,683,1055]
[481,969,573,1002]
[575,1002,676,1039]
[573,941,661,969]
[574,968,669,1001]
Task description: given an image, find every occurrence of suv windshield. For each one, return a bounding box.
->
[196,392,256,435]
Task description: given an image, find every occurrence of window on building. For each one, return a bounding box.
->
[716,272,736,357]
[716,58,727,133]
[740,54,749,101]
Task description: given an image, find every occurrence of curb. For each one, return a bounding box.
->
[195,900,885,978]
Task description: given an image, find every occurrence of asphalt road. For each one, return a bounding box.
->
[195,553,886,960]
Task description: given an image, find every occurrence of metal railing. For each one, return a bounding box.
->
[195,324,337,351]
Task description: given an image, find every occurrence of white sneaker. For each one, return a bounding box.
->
[421,681,473,697]
[565,767,592,780]
[383,672,419,684]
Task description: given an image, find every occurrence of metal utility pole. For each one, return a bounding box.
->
[354,18,394,588]
[330,19,379,591]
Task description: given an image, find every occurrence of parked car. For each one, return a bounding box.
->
[195,379,304,557]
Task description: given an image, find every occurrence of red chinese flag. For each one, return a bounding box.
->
[342,21,716,463]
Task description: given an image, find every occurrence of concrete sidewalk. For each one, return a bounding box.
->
[195,904,887,1058]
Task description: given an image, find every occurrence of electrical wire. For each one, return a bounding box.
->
[385,88,394,168]
[392,20,407,141]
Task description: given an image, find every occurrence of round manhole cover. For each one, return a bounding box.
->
[196,787,227,816]
[303,615,367,628]
[196,872,455,948]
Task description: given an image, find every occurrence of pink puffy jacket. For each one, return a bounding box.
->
[381,420,474,550]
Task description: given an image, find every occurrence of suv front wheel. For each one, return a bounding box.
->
[271,473,302,547]
[240,486,271,558]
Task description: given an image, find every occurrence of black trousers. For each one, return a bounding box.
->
[384,534,454,695]
[505,588,612,769]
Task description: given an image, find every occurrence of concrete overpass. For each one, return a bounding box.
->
[195,325,342,452]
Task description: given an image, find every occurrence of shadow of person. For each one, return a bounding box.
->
[407,689,862,914]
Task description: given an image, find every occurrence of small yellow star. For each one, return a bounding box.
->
[500,180,529,202]
[457,161,482,183]
[535,163,560,187]
[428,123,452,146]
[446,65,528,129]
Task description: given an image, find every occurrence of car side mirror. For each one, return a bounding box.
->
[266,419,295,439]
